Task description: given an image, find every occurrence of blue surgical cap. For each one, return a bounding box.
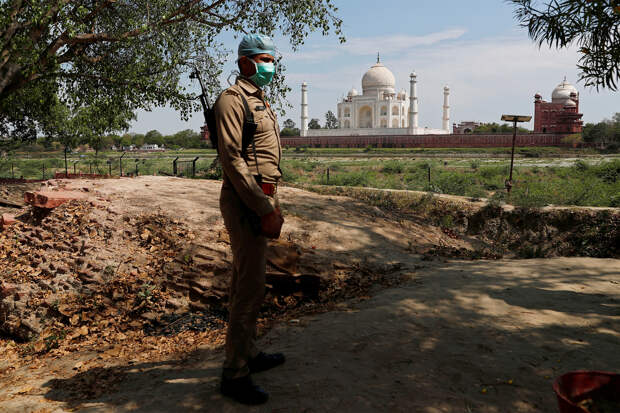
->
[238,34,275,60]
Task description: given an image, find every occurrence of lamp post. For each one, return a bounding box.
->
[501,115,532,193]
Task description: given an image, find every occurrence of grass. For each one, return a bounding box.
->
[280,158,620,208]
[2,150,618,208]
[281,145,608,157]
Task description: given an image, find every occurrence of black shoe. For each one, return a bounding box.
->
[248,352,286,374]
[220,375,269,405]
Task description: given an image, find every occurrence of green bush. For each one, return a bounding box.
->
[322,170,373,187]
[285,159,319,172]
[381,160,404,174]
[574,159,589,172]
[479,165,508,178]
[279,165,298,182]
[592,159,619,183]
[417,161,432,171]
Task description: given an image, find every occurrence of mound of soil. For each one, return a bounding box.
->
[0,196,410,356]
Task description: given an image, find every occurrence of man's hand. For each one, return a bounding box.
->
[261,207,284,239]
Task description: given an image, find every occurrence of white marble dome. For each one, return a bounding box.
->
[362,62,395,93]
[551,79,578,103]
[563,99,576,107]
[347,88,359,97]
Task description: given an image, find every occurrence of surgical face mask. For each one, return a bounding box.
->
[250,61,275,87]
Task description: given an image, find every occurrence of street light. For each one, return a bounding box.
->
[501,114,532,193]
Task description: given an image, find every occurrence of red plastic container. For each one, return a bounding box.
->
[553,371,620,413]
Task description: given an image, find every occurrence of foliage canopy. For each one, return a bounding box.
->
[308,118,321,129]
[0,0,344,146]
[511,0,620,91]
[324,110,338,129]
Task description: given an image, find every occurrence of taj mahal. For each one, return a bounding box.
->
[300,55,451,137]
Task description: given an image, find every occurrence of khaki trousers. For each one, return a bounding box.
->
[220,186,277,379]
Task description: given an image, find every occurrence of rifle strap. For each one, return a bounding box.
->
[237,92,261,179]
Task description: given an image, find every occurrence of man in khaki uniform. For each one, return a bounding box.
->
[215,33,285,405]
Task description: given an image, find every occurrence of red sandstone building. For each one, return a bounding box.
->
[534,78,583,134]
[453,121,482,134]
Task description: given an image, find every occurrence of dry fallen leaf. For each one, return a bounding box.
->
[16,386,34,394]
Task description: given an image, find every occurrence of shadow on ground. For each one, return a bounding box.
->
[40,258,620,413]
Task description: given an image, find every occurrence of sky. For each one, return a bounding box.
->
[130,0,618,134]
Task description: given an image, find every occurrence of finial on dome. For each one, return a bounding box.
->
[377,52,380,64]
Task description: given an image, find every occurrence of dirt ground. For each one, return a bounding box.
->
[0,176,618,412]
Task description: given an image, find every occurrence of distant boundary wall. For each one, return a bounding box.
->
[0,178,46,184]
[280,133,583,148]
[53,172,113,179]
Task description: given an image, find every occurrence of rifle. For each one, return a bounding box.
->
[189,68,218,150]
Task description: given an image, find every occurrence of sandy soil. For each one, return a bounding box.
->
[0,176,618,412]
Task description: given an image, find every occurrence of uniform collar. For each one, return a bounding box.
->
[236,76,263,98]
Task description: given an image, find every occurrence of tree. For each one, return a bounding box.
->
[89,136,105,156]
[325,110,338,129]
[0,1,344,146]
[582,112,620,147]
[90,134,114,156]
[131,134,146,148]
[110,135,123,150]
[473,122,528,134]
[280,118,299,136]
[282,119,296,129]
[281,127,300,136]
[145,130,164,146]
[120,134,132,148]
[308,118,321,129]
[511,0,620,90]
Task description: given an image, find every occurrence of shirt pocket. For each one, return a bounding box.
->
[254,110,273,134]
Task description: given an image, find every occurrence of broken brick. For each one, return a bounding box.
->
[23,190,85,209]
[0,282,18,297]
[1,213,17,229]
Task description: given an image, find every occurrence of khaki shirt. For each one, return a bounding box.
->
[215,77,282,217]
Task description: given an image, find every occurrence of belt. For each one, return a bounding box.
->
[261,183,277,196]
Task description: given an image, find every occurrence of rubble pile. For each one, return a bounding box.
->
[0,197,409,359]
[1,200,106,340]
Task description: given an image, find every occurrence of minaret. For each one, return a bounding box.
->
[442,86,450,132]
[301,82,308,137]
[408,71,418,132]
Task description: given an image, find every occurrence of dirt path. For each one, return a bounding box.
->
[1,257,618,413]
[0,177,618,412]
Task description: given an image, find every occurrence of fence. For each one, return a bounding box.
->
[0,155,218,181]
